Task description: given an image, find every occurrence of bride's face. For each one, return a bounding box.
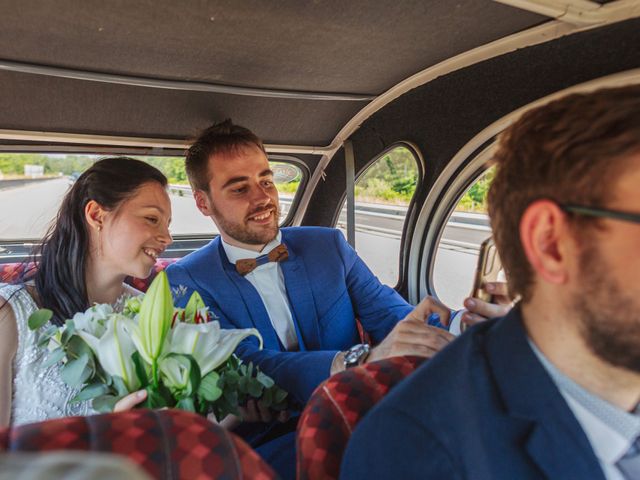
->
[98,181,172,279]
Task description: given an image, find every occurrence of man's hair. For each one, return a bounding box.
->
[186,119,266,192]
[488,84,640,301]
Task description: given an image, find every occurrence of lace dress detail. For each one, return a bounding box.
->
[0,283,94,426]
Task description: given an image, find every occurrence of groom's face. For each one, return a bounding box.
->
[196,145,280,250]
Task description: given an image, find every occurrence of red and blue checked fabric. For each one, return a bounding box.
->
[296,356,425,480]
[0,259,177,293]
[0,409,277,480]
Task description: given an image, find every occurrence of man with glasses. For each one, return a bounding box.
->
[341,84,640,480]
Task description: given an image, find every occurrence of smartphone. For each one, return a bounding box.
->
[461,237,502,332]
[470,237,502,302]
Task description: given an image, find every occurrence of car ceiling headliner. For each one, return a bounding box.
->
[0,0,547,147]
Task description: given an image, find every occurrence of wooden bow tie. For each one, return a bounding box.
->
[235,244,289,276]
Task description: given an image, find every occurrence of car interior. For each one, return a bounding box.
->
[1,0,639,478]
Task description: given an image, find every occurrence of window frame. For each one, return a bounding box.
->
[333,141,425,290]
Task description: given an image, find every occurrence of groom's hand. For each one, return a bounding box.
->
[367,298,455,364]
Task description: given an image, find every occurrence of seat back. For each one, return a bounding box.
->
[296,356,425,480]
[0,409,276,480]
[0,259,178,293]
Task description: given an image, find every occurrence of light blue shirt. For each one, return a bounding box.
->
[529,340,640,480]
[222,231,299,351]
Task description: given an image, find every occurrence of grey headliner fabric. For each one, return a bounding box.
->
[0,0,545,94]
[0,1,546,145]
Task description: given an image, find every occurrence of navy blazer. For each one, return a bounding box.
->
[341,307,606,480]
[166,227,412,403]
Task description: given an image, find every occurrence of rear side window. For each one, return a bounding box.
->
[0,153,302,242]
[338,145,419,286]
[431,167,494,308]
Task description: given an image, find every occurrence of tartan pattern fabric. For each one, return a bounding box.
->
[0,259,177,293]
[0,409,277,480]
[296,356,425,480]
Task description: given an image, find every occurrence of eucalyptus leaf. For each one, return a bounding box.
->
[92,394,119,413]
[198,371,222,402]
[256,371,275,388]
[70,383,110,403]
[42,348,65,368]
[28,309,52,330]
[111,376,130,397]
[36,326,57,348]
[60,353,90,387]
[66,335,93,358]
[273,388,288,404]
[247,377,263,398]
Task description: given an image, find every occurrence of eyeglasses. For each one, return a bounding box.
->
[560,204,640,226]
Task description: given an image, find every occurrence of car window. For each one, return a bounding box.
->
[338,145,419,286]
[0,153,302,242]
[432,167,495,309]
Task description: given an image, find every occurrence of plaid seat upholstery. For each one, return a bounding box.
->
[296,356,425,480]
[0,259,178,293]
[0,409,277,480]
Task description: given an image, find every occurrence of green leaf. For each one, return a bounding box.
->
[36,326,57,348]
[256,370,275,388]
[92,394,119,413]
[176,397,196,412]
[70,383,110,403]
[111,376,130,397]
[66,336,93,358]
[28,309,52,330]
[60,353,90,387]
[131,351,149,387]
[259,388,273,408]
[42,348,65,368]
[143,386,169,409]
[247,377,263,398]
[198,371,222,402]
[273,388,288,404]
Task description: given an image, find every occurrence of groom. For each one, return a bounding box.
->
[165,119,454,478]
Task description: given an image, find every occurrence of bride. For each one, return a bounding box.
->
[0,157,172,427]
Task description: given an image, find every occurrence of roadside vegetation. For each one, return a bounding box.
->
[0,153,492,213]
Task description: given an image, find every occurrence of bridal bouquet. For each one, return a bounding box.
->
[28,271,288,420]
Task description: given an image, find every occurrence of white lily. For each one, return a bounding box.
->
[72,304,111,338]
[167,320,262,377]
[130,271,173,365]
[77,313,140,391]
[159,355,192,394]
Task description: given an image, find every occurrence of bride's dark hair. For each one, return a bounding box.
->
[31,157,168,326]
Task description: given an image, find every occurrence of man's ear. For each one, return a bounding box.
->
[519,199,571,285]
[84,200,107,231]
[194,190,213,216]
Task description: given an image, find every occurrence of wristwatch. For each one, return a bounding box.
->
[343,343,371,369]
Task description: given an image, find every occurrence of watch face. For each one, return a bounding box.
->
[345,344,370,367]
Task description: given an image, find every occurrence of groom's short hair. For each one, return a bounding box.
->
[186,119,266,192]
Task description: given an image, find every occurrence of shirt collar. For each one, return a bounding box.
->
[528,338,640,463]
[221,230,282,264]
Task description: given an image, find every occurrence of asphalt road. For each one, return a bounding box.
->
[0,178,480,304]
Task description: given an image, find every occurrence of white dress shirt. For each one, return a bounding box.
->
[529,340,640,480]
[222,232,299,351]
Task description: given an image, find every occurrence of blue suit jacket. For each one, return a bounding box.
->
[341,307,606,480]
[166,227,412,404]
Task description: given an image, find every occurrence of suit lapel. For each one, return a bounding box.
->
[216,241,281,350]
[280,234,320,350]
[485,310,606,480]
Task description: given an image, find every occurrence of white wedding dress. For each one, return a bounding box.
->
[0,283,93,426]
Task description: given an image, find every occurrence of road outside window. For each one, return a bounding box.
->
[432,168,494,309]
[338,146,419,287]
